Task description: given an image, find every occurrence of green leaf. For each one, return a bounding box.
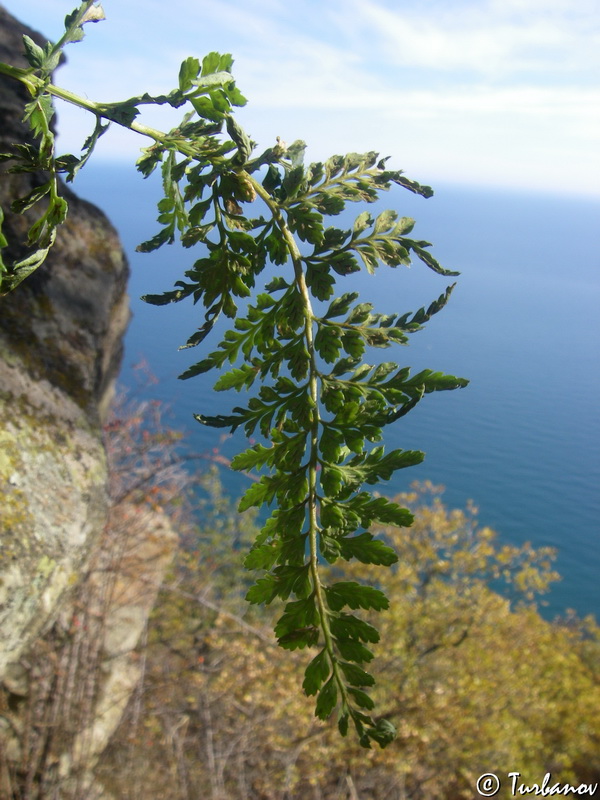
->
[395,367,469,396]
[275,596,318,637]
[194,411,245,431]
[231,443,275,472]
[278,628,319,650]
[328,251,361,276]
[316,227,351,253]
[64,2,106,42]
[319,533,342,564]
[136,227,173,253]
[213,363,258,391]
[259,507,306,552]
[321,465,344,497]
[11,182,51,214]
[179,56,200,91]
[324,292,359,320]
[348,494,414,528]
[330,357,360,377]
[314,324,342,363]
[318,426,343,462]
[403,238,460,276]
[262,164,281,194]
[201,51,223,75]
[23,94,55,143]
[358,447,425,484]
[315,677,338,720]
[287,205,323,246]
[0,236,56,294]
[22,35,45,68]
[265,276,289,292]
[346,302,373,325]
[282,165,305,198]
[303,650,330,696]
[224,83,247,107]
[190,95,225,122]
[367,718,397,748]
[286,139,307,168]
[142,283,195,305]
[269,565,311,602]
[352,210,372,237]
[339,533,398,566]
[330,613,380,644]
[0,206,7,251]
[243,543,281,570]
[347,687,375,710]
[238,477,273,512]
[373,209,397,234]
[338,714,349,737]
[334,639,375,664]
[101,100,140,127]
[306,262,335,300]
[192,71,236,91]
[226,115,254,163]
[325,582,389,612]
[339,662,375,687]
[341,330,365,359]
[246,575,278,605]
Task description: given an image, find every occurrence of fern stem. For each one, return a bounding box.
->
[248,173,349,703]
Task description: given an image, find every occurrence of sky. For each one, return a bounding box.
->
[2,0,599,197]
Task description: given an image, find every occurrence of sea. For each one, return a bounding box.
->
[74,163,599,620]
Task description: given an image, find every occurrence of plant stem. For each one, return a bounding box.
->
[249,174,349,702]
[0,62,37,93]
[0,62,168,143]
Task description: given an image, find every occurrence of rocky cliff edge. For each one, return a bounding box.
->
[0,4,130,676]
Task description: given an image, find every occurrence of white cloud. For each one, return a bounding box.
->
[343,0,600,78]
[2,0,599,196]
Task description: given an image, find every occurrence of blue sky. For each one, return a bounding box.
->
[3,0,599,196]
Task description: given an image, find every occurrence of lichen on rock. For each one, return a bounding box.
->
[0,4,130,683]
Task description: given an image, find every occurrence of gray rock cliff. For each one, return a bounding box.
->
[0,4,130,679]
[0,12,180,796]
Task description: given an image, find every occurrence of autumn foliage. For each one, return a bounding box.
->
[94,399,600,800]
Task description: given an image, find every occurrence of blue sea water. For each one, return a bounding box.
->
[74,163,599,619]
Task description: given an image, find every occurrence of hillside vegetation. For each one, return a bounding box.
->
[96,396,600,799]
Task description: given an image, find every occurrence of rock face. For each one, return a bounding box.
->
[0,501,176,799]
[0,6,130,682]
[0,12,181,797]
